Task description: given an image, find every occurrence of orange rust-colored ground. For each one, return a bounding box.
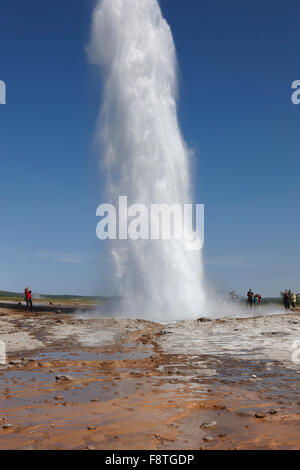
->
[0,308,300,450]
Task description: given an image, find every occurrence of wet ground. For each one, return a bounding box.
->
[0,306,299,449]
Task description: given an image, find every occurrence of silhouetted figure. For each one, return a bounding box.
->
[247,289,254,307]
[283,290,290,310]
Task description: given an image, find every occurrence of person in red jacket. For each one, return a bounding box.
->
[24,286,33,312]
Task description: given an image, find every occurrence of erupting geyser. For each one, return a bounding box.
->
[87,0,205,320]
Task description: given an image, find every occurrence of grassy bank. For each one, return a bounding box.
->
[0,290,117,304]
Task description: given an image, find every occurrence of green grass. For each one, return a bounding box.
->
[0,290,117,304]
[259,297,284,305]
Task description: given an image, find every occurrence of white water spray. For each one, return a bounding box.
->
[87,0,206,320]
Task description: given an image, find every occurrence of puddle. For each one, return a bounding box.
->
[29,344,153,362]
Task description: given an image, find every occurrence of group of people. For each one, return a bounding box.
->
[231,289,262,307]
[246,289,262,308]
[23,284,298,314]
[231,288,298,310]
[283,290,297,310]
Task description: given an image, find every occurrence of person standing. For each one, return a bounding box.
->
[283,290,290,310]
[24,286,33,312]
[247,289,254,307]
[231,290,239,302]
[291,293,297,309]
[256,294,262,307]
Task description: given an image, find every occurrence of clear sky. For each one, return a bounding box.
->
[0,0,299,297]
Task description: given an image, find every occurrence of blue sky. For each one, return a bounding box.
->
[0,0,299,297]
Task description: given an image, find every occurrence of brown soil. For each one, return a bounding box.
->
[0,307,300,450]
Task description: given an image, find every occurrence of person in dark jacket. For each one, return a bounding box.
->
[283,290,290,310]
[247,289,254,307]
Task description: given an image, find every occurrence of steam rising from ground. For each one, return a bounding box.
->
[87,0,205,321]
